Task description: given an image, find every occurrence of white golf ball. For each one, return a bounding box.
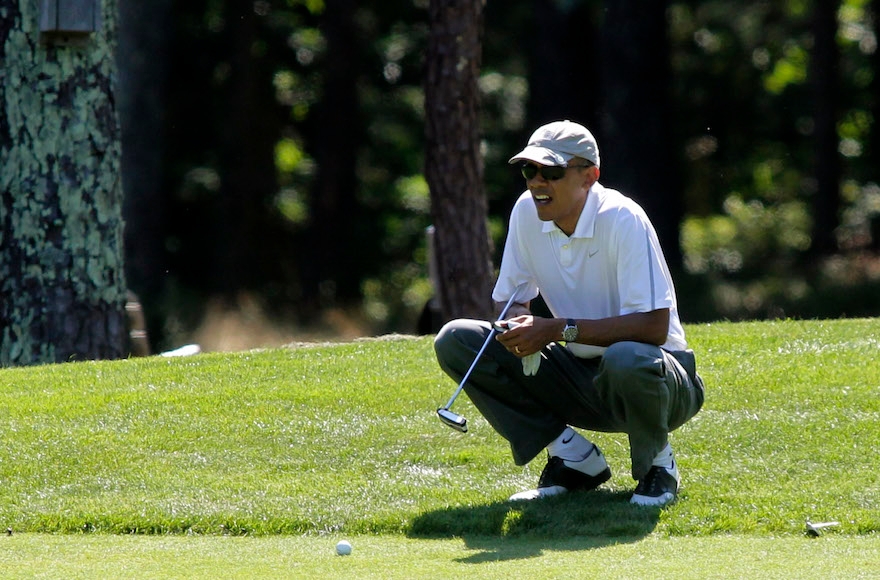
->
[336,540,352,556]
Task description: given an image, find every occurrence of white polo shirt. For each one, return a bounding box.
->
[493,182,687,357]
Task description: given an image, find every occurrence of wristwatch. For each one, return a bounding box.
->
[562,318,578,342]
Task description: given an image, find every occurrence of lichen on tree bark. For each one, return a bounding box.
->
[1,0,127,366]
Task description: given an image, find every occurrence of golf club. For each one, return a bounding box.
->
[437,285,525,432]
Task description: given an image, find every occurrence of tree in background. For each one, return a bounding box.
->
[809,0,842,258]
[117,0,173,350]
[114,0,880,348]
[425,0,494,321]
[5,0,878,363]
[0,0,127,365]
[600,0,682,268]
[873,0,880,187]
[873,0,880,251]
[157,1,308,345]
[675,0,880,319]
[525,0,601,125]
[146,1,435,345]
[300,0,362,317]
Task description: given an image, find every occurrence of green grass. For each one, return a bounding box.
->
[1,319,879,576]
[1,534,878,579]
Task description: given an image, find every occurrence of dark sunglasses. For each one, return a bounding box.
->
[520,162,590,181]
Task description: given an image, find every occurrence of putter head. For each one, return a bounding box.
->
[437,408,468,432]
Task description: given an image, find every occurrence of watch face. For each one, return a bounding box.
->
[563,323,578,342]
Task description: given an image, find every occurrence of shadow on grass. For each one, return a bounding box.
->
[407,488,660,563]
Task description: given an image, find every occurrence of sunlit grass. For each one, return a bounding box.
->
[2,534,879,580]
[0,319,878,540]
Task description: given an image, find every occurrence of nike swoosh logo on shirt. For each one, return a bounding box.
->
[589,249,599,258]
[562,434,573,444]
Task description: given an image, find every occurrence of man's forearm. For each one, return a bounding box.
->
[567,309,670,347]
[495,301,531,319]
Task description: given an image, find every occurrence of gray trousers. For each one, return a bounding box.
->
[434,319,705,481]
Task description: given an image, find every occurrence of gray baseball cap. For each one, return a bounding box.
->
[508,120,600,168]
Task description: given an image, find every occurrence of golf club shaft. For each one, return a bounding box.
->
[441,289,523,410]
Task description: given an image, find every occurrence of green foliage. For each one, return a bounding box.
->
[669,0,880,321]
[763,42,808,94]
[286,0,325,16]
[143,0,880,340]
[682,195,810,275]
[1,319,879,540]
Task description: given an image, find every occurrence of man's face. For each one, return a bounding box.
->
[521,162,598,235]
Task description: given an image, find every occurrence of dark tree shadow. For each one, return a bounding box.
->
[407,488,662,563]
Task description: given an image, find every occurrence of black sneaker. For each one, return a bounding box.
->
[630,462,680,507]
[509,449,611,501]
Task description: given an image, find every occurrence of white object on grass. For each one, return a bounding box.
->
[336,540,352,555]
[806,521,839,537]
[160,344,202,358]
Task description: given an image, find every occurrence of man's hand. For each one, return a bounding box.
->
[495,309,670,358]
[494,315,559,357]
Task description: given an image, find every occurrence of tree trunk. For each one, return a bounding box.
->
[600,0,682,269]
[870,0,880,251]
[300,0,362,316]
[809,0,841,257]
[0,0,127,366]
[117,0,173,350]
[216,2,282,296]
[425,0,493,321]
[527,0,602,127]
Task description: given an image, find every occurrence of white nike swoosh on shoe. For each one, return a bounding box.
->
[509,485,567,501]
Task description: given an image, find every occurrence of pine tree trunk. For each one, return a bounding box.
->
[117,0,172,350]
[425,0,494,321]
[809,0,842,257]
[0,0,127,366]
[871,0,880,251]
[600,0,682,269]
[301,0,362,315]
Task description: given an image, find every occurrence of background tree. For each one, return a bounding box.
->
[600,0,682,268]
[809,0,842,258]
[300,0,363,317]
[0,0,127,365]
[112,0,880,351]
[425,0,494,321]
[865,0,879,252]
[4,0,878,364]
[117,0,173,349]
[526,0,601,125]
[158,1,306,344]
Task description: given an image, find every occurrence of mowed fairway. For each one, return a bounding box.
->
[0,319,878,577]
[2,534,879,578]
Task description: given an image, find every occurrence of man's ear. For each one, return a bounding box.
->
[584,166,600,186]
